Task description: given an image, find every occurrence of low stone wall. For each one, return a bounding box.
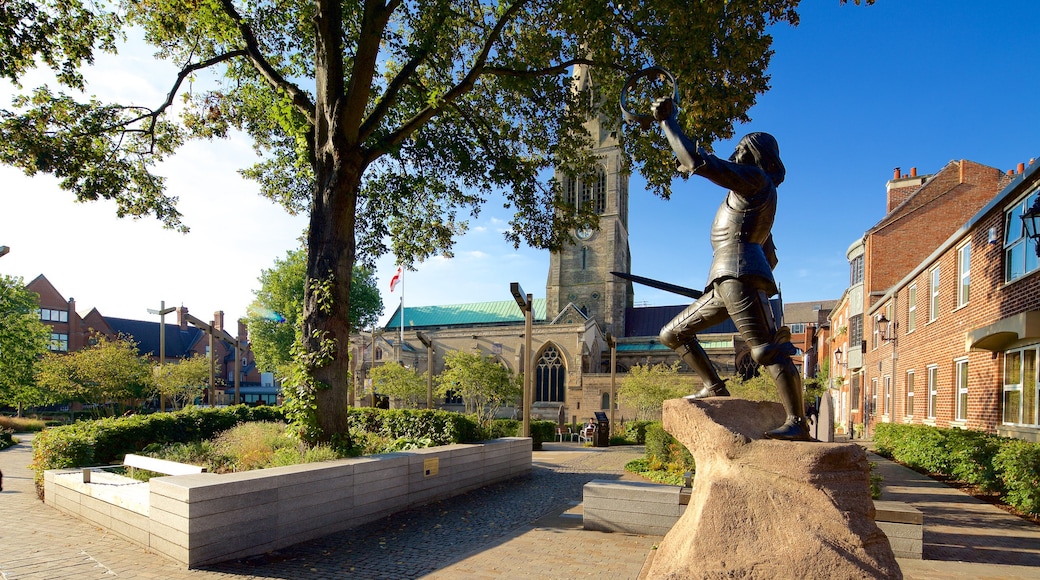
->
[45,437,531,568]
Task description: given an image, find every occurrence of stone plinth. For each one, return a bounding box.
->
[647,398,901,580]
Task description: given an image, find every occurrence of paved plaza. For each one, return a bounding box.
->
[2,433,1040,579]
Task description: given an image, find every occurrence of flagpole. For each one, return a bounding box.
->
[399,268,404,363]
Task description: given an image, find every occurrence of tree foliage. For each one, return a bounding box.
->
[0,0,870,440]
[618,362,697,420]
[153,355,210,410]
[436,350,520,427]
[0,275,53,412]
[245,247,384,378]
[34,334,155,415]
[368,361,426,409]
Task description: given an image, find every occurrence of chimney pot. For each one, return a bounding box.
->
[1018,162,1026,174]
[893,167,900,180]
[910,167,917,177]
[1008,169,1015,176]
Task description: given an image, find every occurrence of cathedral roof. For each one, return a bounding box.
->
[384,299,547,330]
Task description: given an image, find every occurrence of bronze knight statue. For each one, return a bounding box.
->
[651,96,813,442]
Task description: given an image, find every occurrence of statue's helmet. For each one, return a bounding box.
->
[740,132,785,186]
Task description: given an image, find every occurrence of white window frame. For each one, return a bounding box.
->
[905,370,915,418]
[929,267,940,323]
[927,365,939,419]
[883,375,892,417]
[957,243,971,308]
[870,378,878,415]
[1003,346,1038,427]
[1004,189,1040,283]
[907,284,917,333]
[955,358,969,421]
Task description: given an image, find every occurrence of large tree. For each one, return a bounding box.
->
[35,334,154,416]
[245,247,383,379]
[436,350,520,427]
[0,0,829,441]
[0,275,53,414]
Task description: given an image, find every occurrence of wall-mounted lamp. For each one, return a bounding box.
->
[1021,196,1040,257]
[834,347,848,368]
[876,314,896,343]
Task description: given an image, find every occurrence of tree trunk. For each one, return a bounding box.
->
[302,154,360,442]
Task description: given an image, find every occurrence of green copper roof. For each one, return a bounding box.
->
[384,298,547,330]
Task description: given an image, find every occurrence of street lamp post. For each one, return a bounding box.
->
[148,301,176,411]
[510,282,533,438]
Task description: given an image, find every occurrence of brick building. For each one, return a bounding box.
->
[25,275,271,405]
[834,159,1040,441]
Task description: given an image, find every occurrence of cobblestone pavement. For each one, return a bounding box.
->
[4,434,1040,579]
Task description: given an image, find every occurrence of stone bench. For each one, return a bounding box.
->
[873,500,923,559]
[582,479,689,536]
[583,480,923,560]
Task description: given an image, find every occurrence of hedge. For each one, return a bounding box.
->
[347,408,479,446]
[873,422,1040,515]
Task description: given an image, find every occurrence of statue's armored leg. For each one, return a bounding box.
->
[660,289,730,398]
[718,280,813,441]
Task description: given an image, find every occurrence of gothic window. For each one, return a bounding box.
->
[564,176,577,208]
[535,344,566,402]
[592,166,606,214]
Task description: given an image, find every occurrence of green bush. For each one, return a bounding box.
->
[487,418,521,439]
[347,408,479,446]
[624,420,654,444]
[0,416,47,432]
[873,422,952,475]
[947,428,1003,493]
[994,439,1040,515]
[644,422,694,473]
[530,420,556,450]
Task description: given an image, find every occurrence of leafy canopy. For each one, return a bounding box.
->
[0,0,809,258]
[368,361,427,409]
[0,275,53,410]
[436,350,520,427]
[618,362,697,420]
[245,247,383,376]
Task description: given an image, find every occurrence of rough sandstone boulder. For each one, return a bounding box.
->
[646,398,901,579]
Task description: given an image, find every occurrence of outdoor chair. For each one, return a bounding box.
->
[556,426,578,442]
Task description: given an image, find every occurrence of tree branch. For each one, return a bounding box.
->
[218,0,315,125]
[363,0,530,166]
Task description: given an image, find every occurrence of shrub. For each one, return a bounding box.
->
[487,418,521,439]
[994,439,1040,515]
[530,420,556,450]
[645,422,694,474]
[947,428,1003,493]
[347,408,479,446]
[624,420,654,444]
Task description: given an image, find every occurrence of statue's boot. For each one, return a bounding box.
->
[764,415,813,441]
[762,358,815,441]
[676,341,730,399]
[684,384,731,399]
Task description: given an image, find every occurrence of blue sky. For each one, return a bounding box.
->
[2,1,1038,329]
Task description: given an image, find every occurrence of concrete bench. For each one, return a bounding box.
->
[873,500,923,559]
[583,479,689,536]
[82,453,206,483]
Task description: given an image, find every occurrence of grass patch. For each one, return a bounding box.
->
[0,416,47,432]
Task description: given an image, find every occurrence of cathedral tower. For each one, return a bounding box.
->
[546,65,633,337]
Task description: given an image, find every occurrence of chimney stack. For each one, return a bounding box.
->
[177,306,189,330]
[214,311,225,332]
